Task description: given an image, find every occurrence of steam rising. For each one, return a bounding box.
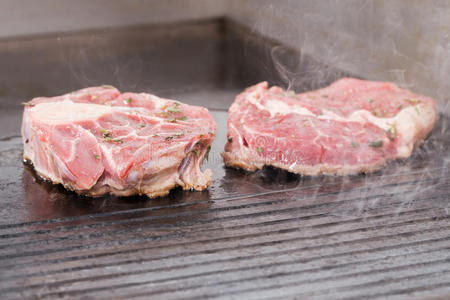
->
[238,1,450,218]
[60,36,144,90]
[1,3,446,220]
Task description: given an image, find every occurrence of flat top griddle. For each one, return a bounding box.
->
[0,19,449,300]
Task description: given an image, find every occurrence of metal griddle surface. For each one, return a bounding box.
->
[0,19,449,300]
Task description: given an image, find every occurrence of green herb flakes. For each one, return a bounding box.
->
[94,154,101,160]
[101,129,111,139]
[228,137,233,143]
[351,142,360,148]
[166,106,180,113]
[368,140,383,148]
[126,98,132,103]
[406,98,421,104]
[387,123,397,141]
[205,146,211,161]
[256,146,263,153]
[373,109,385,118]
[102,132,111,139]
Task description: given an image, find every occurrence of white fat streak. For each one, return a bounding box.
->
[265,99,315,117]
[229,122,244,146]
[319,105,435,157]
[244,87,434,160]
[100,143,116,171]
[152,95,177,110]
[229,120,255,163]
[31,99,177,127]
[127,169,139,183]
[390,104,435,157]
[141,156,180,171]
[245,91,270,112]
[114,106,147,113]
[246,90,315,117]
[32,101,147,116]
[22,111,34,161]
[49,148,77,182]
[64,124,88,163]
[25,114,77,184]
[30,102,111,123]
[66,137,80,163]
[32,143,60,184]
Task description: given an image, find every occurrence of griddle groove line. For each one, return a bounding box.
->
[0,167,444,231]
[0,195,447,262]
[109,257,450,299]
[0,197,439,251]
[0,201,443,267]
[0,134,21,141]
[3,206,445,281]
[1,176,447,241]
[1,181,444,247]
[1,217,449,276]
[251,268,450,300]
[41,260,450,298]
[340,281,450,300]
[7,239,449,295]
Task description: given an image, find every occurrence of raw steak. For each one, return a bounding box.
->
[222,78,438,175]
[22,86,217,198]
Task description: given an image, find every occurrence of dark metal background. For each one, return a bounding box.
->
[0,19,449,300]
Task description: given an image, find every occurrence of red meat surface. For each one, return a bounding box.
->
[22,86,216,198]
[223,78,438,175]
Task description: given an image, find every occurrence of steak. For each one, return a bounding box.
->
[222,78,438,175]
[22,86,217,198]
